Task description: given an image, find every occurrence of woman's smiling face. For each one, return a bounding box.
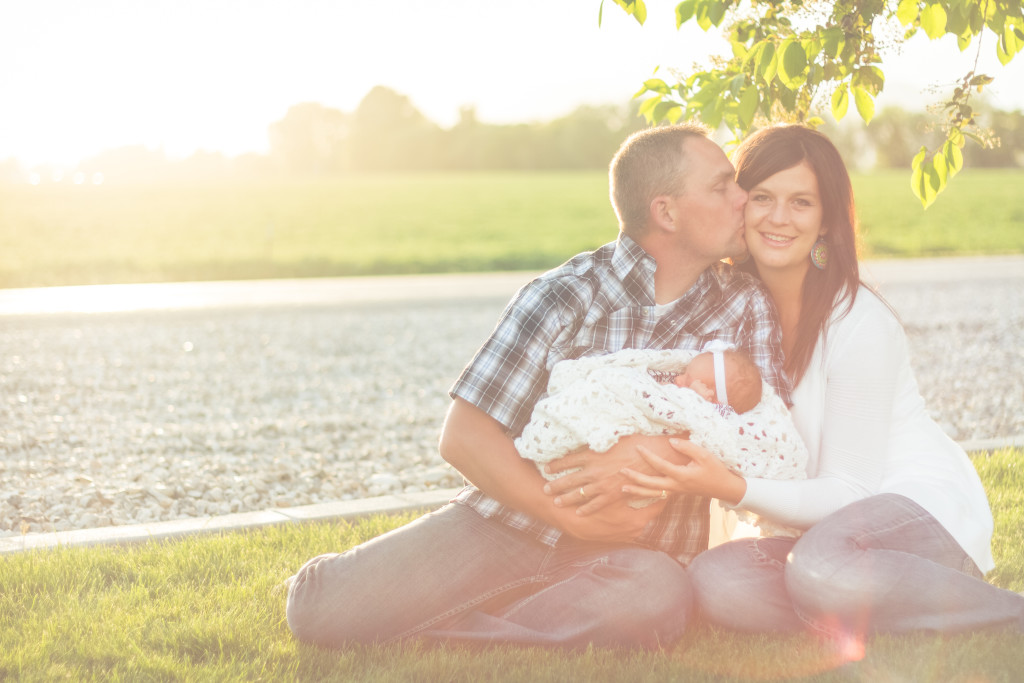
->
[743,160,825,277]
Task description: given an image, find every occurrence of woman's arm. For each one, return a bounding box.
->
[620,295,905,530]
[739,296,903,528]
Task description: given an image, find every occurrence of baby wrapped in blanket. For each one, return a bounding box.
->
[515,346,808,535]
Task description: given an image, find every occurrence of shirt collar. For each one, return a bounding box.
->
[611,234,657,303]
[612,233,724,308]
[611,233,654,280]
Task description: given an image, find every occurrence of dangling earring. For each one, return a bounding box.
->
[810,236,829,270]
[730,250,750,266]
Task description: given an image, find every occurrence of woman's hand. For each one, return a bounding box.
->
[620,438,747,506]
[542,434,690,515]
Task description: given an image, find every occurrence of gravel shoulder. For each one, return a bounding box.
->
[2,258,1022,537]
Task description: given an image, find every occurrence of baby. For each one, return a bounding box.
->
[515,346,807,529]
[667,349,762,415]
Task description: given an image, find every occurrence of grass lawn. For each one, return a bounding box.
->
[2,169,1023,289]
[2,449,1022,682]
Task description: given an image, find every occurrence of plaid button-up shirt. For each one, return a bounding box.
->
[449,235,788,565]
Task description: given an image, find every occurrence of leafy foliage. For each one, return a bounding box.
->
[604,0,1024,207]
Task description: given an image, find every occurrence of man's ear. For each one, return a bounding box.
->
[649,195,677,233]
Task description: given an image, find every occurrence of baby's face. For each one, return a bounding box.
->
[673,354,717,403]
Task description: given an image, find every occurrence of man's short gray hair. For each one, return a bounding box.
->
[609,123,711,238]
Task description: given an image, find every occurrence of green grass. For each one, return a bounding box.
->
[2,169,1023,289]
[2,449,1022,681]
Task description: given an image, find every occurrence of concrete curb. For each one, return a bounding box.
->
[4,434,1023,556]
[0,488,464,555]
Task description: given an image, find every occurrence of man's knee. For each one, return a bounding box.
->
[606,551,693,646]
[285,552,381,647]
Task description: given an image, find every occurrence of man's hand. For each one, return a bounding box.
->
[549,493,668,543]
[542,434,691,515]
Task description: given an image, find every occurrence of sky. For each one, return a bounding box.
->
[2,0,1023,167]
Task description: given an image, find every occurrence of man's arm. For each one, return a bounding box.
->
[439,398,664,542]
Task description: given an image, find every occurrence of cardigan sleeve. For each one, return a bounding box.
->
[738,294,903,529]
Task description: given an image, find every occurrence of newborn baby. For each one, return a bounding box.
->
[515,346,807,531]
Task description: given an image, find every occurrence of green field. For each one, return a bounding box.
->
[2,169,1023,289]
[2,449,1022,681]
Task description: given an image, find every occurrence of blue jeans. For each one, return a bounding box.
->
[286,503,693,649]
[689,494,1024,636]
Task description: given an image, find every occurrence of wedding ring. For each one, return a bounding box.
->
[579,487,587,499]
[660,490,668,499]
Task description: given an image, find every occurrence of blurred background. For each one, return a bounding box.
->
[2,0,1023,289]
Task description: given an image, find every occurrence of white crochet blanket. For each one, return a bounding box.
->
[515,348,808,536]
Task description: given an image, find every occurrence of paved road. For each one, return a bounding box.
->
[2,254,1022,316]
[2,255,1022,553]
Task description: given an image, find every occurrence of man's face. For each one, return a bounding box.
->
[668,136,748,262]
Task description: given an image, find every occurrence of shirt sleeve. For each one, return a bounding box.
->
[738,295,902,529]
[449,278,582,435]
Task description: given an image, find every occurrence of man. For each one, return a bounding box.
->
[286,123,788,650]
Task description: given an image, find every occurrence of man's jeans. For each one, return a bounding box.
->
[689,493,1024,636]
[286,503,693,649]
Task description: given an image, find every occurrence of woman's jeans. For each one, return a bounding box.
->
[689,493,1024,637]
[286,503,693,649]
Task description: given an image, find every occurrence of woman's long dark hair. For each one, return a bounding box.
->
[734,125,861,385]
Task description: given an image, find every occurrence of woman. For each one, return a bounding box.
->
[620,125,1023,637]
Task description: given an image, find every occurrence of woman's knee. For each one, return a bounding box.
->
[785,532,862,620]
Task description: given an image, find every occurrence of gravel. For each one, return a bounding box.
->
[1,275,1022,536]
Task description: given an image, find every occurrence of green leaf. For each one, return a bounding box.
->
[911,147,941,209]
[634,0,647,23]
[932,150,949,184]
[949,127,965,146]
[738,86,759,129]
[779,40,808,89]
[638,95,662,121]
[822,27,845,58]
[701,97,724,129]
[728,73,746,95]
[758,42,778,82]
[896,0,919,26]
[943,139,964,175]
[920,3,948,39]
[675,0,696,27]
[802,38,821,61]
[1003,20,1024,59]
[707,0,727,27]
[695,1,710,30]
[610,0,647,25]
[831,83,849,121]
[996,39,1013,65]
[853,85,875,124]
[653,101,684,123]
[642,78,672,94]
